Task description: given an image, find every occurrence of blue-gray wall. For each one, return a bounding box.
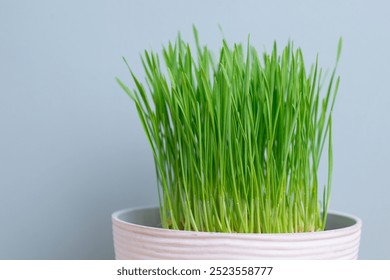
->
[1,0,389,259]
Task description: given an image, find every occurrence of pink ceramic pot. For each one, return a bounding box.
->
[112,206,362,259]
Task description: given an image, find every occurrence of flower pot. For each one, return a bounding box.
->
[112,206,362,259]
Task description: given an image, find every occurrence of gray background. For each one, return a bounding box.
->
[1,0,389,259]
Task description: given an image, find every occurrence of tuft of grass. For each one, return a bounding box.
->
[117,28,341,233]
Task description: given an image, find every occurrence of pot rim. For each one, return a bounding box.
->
[112,205,362,238]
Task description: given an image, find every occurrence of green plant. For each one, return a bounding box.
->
[117,28,341,233]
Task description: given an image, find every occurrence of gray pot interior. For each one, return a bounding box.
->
[116,206,358,231]
[325,212,357,230]
[118,207,162,228]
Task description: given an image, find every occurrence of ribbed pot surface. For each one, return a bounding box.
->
[112,207,362,260]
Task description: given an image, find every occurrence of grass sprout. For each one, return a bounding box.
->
[117,28,341,233]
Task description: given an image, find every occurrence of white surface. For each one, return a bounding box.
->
[1,0,389,259]
[1,261,390,279]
